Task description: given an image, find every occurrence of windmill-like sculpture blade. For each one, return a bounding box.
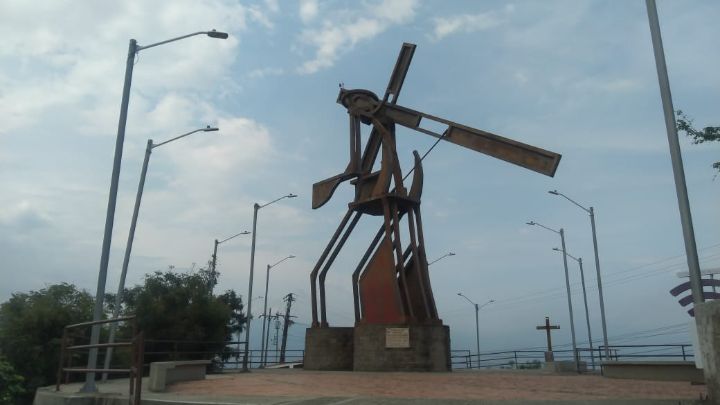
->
[380,104,562,177]
[384,43,416,104]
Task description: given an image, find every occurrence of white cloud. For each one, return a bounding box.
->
[296,0,418,74]
[0,0,279,135]
[0,200,52,230]
[247,67,285,79]
[264,0,280,13]
[299,0,319,23]
[429,6,512,42]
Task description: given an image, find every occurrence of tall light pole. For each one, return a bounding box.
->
[553,248,595,370]
[84,29,227,392]
[242,193,297,371]
[211,231,252,291]
[548,190,610,359]
[260,255,295,366]
[527,221,580,373]
[457,293,493,368]
[645,1,703,304]
[102,125,219,379]
[428,252,456,266]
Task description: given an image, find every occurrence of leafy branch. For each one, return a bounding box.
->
[675,110,720,172]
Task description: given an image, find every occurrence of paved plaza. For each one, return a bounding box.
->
[38,369,708,404]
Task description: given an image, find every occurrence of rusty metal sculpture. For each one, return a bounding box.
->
[310,43,562,328]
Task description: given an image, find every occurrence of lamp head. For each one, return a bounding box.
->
[526,221,536,226]
[457,292,462,296]
[203,125,219,132]
[448,252,456,256]
[287,193,298,198]
[289,255,296,258]
[490,299,495,303]
[241,231,251,235]
[548,190,559,195]
[207,29,229,39]
[552,247,561,252]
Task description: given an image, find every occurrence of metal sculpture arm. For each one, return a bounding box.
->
[378,103,561,177]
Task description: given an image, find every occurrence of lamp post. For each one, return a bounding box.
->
[428,252,456,266]
[242,193,297,371]
[102,125,219,379]
[457,293,493,368]
[84,29,227,392]
[553,248,595,370]
[645,0,703,307]
[527,221,580,373]
[211,231,251,291]
[549,190,610,359]
[260,255,295,366]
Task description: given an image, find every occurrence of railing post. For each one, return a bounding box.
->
[514,351,518,369]
[681,345,687,361]
[56,328,68,391]
[134,331,144,405]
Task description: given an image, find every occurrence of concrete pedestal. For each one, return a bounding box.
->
[353,324,451,371]
[304,327,354,370]
[304,324,451,372]
[695,300,720,403]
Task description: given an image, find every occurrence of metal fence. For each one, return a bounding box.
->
[99,338,694,375]
[451,344,694,371]
[142,339,304,371]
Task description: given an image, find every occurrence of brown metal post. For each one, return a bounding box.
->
[56,328,68,391]
[134,331,144,405]
[310,210,353,326]
[319,212,362,326]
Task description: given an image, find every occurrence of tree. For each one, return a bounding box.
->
[0,354,26,404]
[0,283,94,404]
[676,110,720,173]
[117,267,245,367]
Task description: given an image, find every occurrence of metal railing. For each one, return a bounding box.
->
[451,344,693,371]
[141,339,303,370]
[56,315,144,404]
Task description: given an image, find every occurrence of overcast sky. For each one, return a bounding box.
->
[1,0,718,356]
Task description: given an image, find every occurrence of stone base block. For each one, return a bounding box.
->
[601,361,704,383]
[552,360,587,373]
[353,324,450,372]
[695,300,720,402]
[304,327,354,370]
[544,351,555,362]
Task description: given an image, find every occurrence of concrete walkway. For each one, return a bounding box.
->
[35,369,709,405]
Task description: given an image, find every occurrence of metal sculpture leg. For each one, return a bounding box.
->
[319,212,362,326]
[310,210,353,326]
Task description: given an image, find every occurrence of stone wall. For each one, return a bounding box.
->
[304,327,354,371]
[353,324,450,372]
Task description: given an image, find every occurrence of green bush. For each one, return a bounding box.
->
[0,354,26,404]
[0,283,93,404]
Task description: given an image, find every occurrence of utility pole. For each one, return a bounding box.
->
[280,293,295,363]
[273,314,281,363]
[261,308,273,366]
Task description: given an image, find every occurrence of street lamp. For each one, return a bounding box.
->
[548,190,610,359]
[526,220,580,373]
[211,230,252,291]
[242,193,297,371]
[102,125,219,379]
[553,247,595,370]
[428,252,456,266]
[260,255,295,366]
[84,29,227,392]
[457,293,493,368]
[103,125,219,372]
